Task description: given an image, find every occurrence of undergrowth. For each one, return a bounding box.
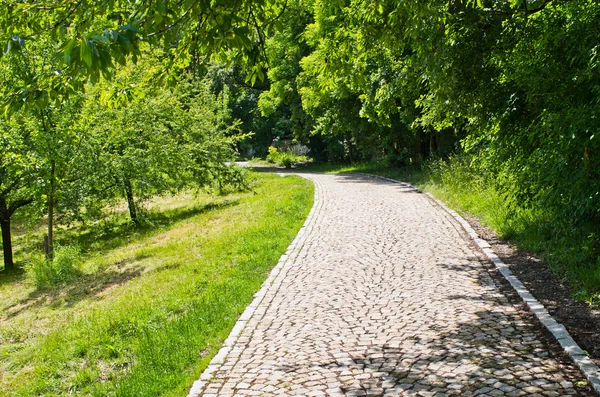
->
[25,245,83,288]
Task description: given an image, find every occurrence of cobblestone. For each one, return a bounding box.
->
[190,173,591,396]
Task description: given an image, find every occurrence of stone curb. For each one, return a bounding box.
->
[187,175,323,397]
[354,171,600,395]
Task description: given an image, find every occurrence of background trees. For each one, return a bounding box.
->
[233,0,599,294]
[0,44,244,269]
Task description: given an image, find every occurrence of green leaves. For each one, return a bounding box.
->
[3,36,25,56]
[0,0,289,117]
[80,39,92,67]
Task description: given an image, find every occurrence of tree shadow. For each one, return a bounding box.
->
[274,304,594,396]
[67,199,239,255]
[333,173,418,191]
[248,167,421,194]
[478,227,600,362]
[0,265,27,287]
[8,198,239,271]
[1,261,144,320]
[317,307,593,396]
[1,198,239,313]
[258,250,594,395]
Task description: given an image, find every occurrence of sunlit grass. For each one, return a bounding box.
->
[0,172,314,396]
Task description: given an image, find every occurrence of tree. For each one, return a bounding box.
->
[1,36,89,261]
[1,0,288,113]
[0,118,36,269]
[78,58,244,223]
[257,0,317,156]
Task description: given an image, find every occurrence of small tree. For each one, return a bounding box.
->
[1,37,90,261]
[79,59,244,223]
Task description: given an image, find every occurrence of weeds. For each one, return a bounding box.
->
[266,146,308,169]
[25,245,83,288]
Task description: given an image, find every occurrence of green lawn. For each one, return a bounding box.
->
[0,172,313,396]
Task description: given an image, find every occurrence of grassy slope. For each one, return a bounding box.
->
[304,162,599,304]
[0,172,313,396]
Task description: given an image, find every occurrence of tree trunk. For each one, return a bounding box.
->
[0,196,33,270]
[1,216,12,269]
[429,132,437,156]
[45,160,55,260]
[124,179,137,222]
[346,136,355,163]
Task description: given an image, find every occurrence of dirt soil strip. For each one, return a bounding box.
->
[361,172,600,395]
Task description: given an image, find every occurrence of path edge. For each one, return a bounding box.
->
[187,175,321,397]
[352,171,600,395]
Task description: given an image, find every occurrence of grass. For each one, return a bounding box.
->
[0,171,314,396]
[302,160,600,305]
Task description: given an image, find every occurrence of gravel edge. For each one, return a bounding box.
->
[355,171,600,395]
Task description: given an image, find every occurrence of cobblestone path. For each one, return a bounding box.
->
[196,173,590,397]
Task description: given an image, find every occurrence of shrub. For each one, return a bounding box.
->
[26,245,83,288]
[265,146,308,169]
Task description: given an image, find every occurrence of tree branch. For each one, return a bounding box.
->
[7,198,33,217]
[146,0,201,37]
[50,0,85,29]
[0,179,21,198]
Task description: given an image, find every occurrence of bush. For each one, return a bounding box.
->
[265,146,308,169]
[26,245,83,288]
[423,154,600,303]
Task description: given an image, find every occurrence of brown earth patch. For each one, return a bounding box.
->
[464,214,600,371]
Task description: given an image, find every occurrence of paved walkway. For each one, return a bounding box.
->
[194,173,589,396]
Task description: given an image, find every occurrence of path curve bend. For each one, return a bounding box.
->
[190,172,592,397]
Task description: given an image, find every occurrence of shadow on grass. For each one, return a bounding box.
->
[69,199,239,255]
[1,198,240,314]
[9,199,239,271]
[2,262,144,320]
[0,265,27,287]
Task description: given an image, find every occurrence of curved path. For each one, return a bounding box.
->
[191,173,590,396]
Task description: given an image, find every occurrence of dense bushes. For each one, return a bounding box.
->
[424,155,600,303]
[266,146,308,169]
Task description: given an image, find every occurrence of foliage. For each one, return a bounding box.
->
[0,0,597,305]
[0,117,36,269]
[78,58,245,222]
[266,146,308,169]
[0,0,288,114]
[423,155,600,304]
[25,245,83,288]
[206,63,277,158]
[263,0,600,299]
[1,43,247,267]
